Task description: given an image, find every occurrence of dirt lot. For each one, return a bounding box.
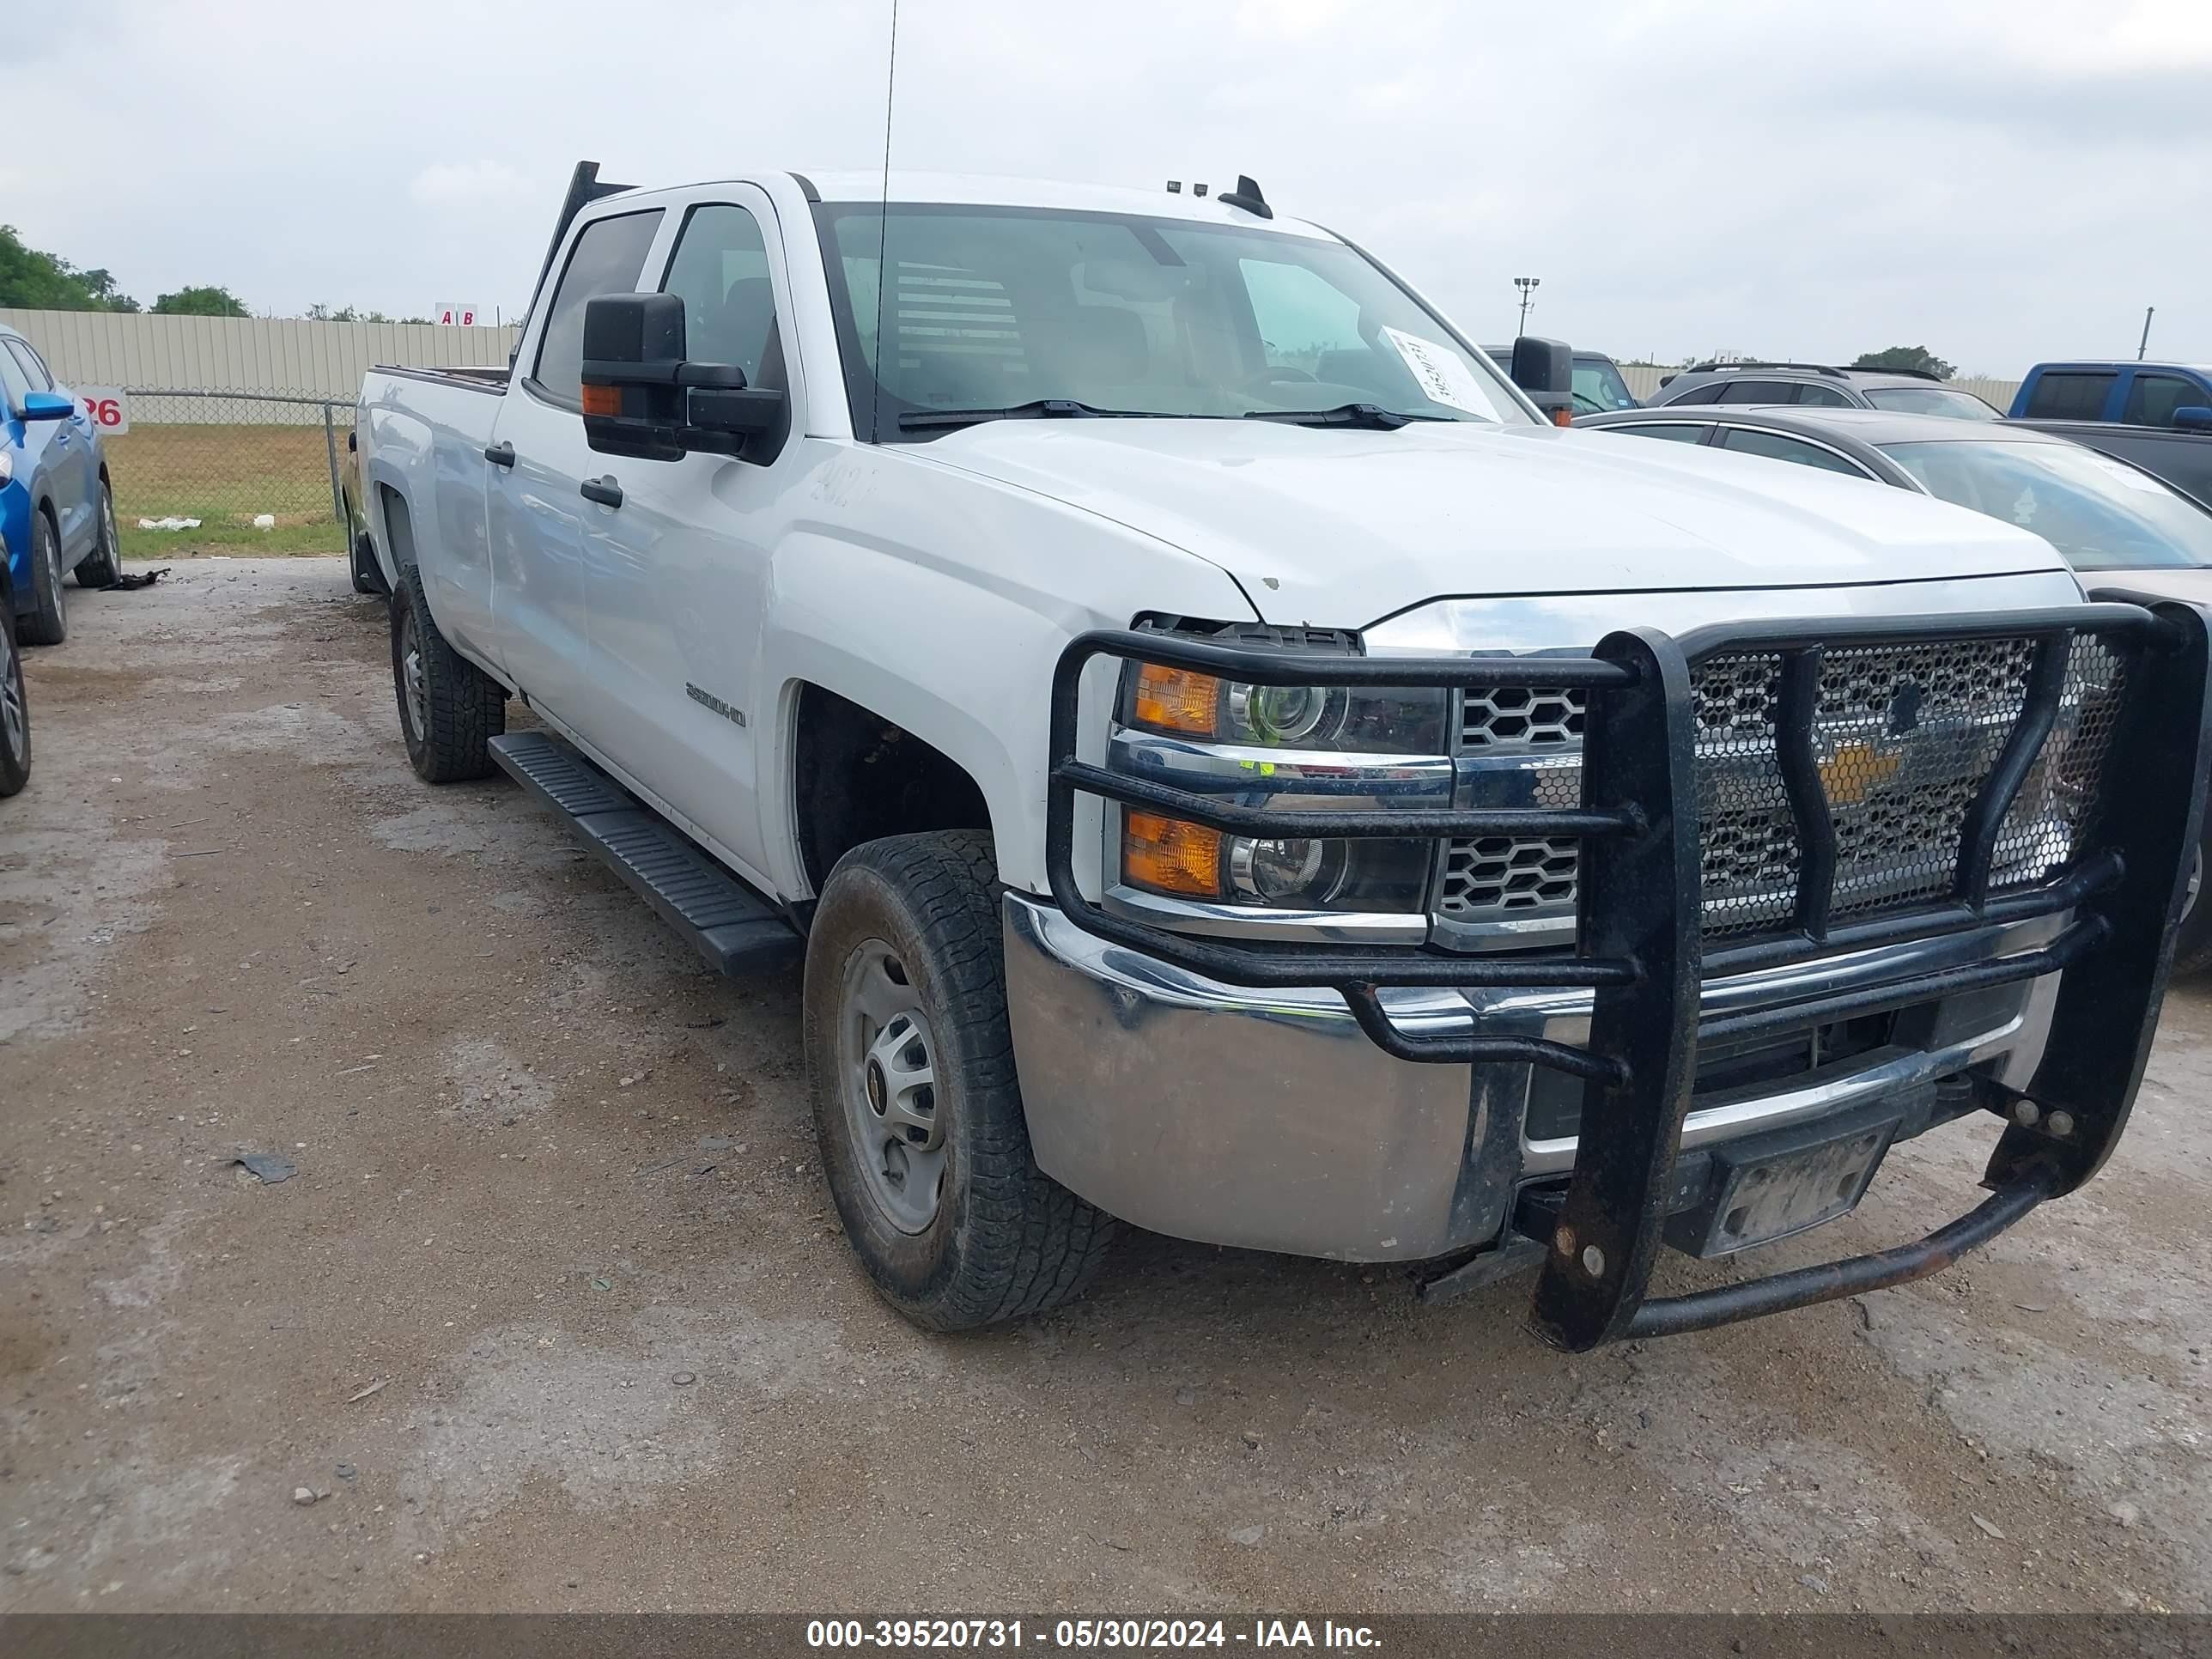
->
[2,558,2209,1614]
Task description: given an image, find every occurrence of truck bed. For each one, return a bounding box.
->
[368,364,511,393]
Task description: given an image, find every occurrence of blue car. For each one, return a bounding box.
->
[1,323,120,645]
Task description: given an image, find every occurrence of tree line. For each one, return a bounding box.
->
[1,226,427,323]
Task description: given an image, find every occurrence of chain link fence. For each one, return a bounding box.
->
[105,390,355,559]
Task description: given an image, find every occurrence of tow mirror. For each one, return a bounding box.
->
[1509,337,1576,427]
[580,293,786,461]
[2174,405,2212,433]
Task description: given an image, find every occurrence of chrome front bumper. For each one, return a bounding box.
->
[1004,892,2062,1262]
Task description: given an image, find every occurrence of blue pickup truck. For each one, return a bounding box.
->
[2011,360,2212,429]
[2,322,121,645]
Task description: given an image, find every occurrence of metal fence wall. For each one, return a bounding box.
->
[0,308,520,404]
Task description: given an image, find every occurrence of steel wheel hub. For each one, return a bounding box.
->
[839,939,945,1234]
[400,615,428,738]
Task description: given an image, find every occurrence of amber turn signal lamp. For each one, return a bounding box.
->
[1122,811,1224,897]
[1133,663,1221,736]
[580,384,622,417]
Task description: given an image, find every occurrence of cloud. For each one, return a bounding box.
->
[0,0,2203,371]
[409,160,528,209]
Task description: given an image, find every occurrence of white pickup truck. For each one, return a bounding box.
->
[356,162,2209,1350]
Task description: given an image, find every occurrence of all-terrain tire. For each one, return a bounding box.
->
[19,509,67,646]
[2172,823,2212,976]
[805,830,1117,1329]
[0,605,29,797]
[74,478,121,589]
[390,561,503,782]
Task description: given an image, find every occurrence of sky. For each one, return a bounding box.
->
[3,0,2208,376]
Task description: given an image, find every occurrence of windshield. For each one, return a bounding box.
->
[1862,385,2003,421]
[1880,439,2212,569]
[1572,357,1639,414]
[815,203,1529,435]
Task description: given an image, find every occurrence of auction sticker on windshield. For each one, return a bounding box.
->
[1379,326,1498,419]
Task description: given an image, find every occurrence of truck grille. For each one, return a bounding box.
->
[1437,635,2127,943]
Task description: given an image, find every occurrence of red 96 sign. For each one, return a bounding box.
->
[80,387,130,434]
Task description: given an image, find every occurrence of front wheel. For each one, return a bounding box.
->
[18,511,66,646]
[804,830,1117,1330]
[0,606,29,797]
[75,480,121,589]
[2173,823,2212,975]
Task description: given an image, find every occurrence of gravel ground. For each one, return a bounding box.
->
[1,558,2208,1614]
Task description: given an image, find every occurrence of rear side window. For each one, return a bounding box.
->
[1662,381,1721,404]
[2123,373,2206,428]
[4,338,53,391]
[660,204,786,392]
[531,210,665,407]
[2023,370,2116,421]
[1714,380,1795,404]
[1719,427,1872,477]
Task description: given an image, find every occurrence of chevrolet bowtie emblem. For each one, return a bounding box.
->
[1819,740,1903,806]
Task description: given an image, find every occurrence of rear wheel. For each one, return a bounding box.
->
[74,480,121,589]
[390,561,503,782]
[0,605,29,797]
[18,510,66,646]
[805,830,1116,1330]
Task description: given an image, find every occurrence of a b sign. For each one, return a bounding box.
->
[432,303,483,327]
[79,387,129,434]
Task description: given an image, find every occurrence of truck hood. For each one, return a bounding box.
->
[915,418,2069,626]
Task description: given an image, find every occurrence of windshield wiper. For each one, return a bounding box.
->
[897,398,1167,431]
[1243,403,1449,430]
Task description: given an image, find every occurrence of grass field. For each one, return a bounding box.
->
[104,423,351,558]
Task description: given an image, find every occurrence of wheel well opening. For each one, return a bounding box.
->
[376,483,416,571]
[795,684,992,892]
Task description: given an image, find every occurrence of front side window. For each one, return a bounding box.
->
[1793,382,1855,408]
[2122,373,2204,428]
[0,343,31,413]
[531,209,665,407]
[1881,438,2212,569]
[1571,357,1638,413]
[2023,370,2115,422]
[1713,380,1795,404]
[1719,427,1873,477]
[4,339,54,391]
[816,203,1526,437]
[660,204,785,392]
[1863,385,2003,421]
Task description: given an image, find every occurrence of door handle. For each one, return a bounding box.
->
[483,441,516,468]
[580,476,623,509]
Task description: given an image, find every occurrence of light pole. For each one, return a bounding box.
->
[1514,276,1540,335]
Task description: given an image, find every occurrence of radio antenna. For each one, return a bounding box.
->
[870,0,900,444]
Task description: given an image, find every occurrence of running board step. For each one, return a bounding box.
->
[489,731,802,978]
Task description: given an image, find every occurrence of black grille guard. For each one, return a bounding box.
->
[1042,593,2212,1350]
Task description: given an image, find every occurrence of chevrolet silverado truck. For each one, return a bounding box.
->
[356,162,2209,1350]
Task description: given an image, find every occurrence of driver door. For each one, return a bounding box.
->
[579,188,803,880]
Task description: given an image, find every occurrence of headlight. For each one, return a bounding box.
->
[1127,661,1449,754]
[1115,634,1447,917]
[0,449,13,485]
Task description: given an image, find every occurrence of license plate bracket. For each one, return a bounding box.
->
[1663,1092,1920,1259]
